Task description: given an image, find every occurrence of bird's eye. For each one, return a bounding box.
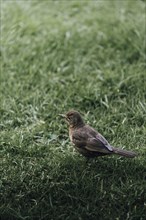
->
[67,114,72,120]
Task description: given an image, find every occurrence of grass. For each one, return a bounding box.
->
[1,0,146,219]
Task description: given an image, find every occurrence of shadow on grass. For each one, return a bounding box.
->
[59,154,145,182]
[45,154,146,219]
[1,153,145,220]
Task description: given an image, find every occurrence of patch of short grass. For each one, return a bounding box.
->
[1,0,146,219]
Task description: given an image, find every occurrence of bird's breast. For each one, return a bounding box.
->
[69,128,73,142]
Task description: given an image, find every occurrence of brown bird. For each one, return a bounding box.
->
[59,110,137,158]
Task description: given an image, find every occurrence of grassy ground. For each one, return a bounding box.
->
[1,0,146,219]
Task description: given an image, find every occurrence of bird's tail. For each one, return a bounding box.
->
[112,147,137,158]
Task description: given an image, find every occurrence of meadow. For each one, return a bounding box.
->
[1,1,146,219]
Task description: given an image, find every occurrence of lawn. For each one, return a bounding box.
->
[1,0,146,220]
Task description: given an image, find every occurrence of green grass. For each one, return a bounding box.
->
[1,0,146,219]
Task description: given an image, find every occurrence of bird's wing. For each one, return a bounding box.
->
[72,125,113,154]
[86,137,113,153]
[85,125,113,152]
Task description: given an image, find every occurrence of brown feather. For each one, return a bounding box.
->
[60,110,137,158]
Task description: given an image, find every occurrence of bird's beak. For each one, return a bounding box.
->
[58,114,67,118]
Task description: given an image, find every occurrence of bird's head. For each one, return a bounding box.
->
[59,110,85,127]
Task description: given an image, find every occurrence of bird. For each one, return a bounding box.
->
[59,110,137,158]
